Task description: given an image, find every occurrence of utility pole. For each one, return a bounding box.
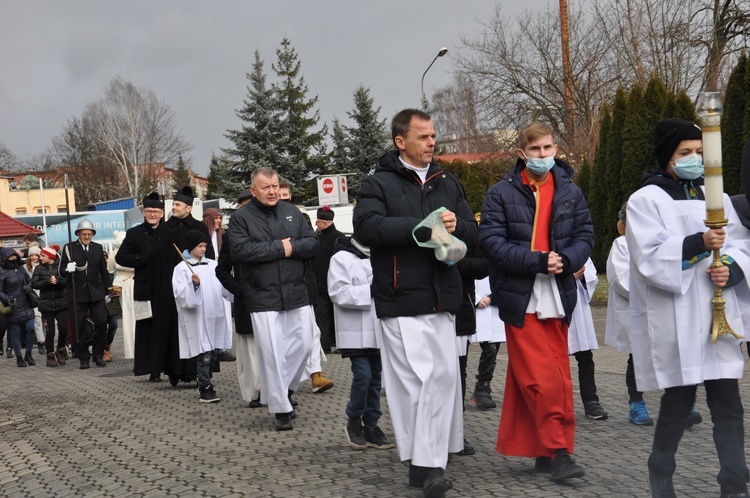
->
[559,0,575,152]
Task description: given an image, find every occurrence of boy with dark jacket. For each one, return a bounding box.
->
[32,246,68,367]
[480,122,593,482]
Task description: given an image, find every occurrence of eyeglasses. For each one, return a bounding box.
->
[143,210,163,215]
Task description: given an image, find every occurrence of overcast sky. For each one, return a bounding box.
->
[1,0,548,175]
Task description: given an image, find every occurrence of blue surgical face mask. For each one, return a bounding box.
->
[522,152,555,175]
[672,153,704,180]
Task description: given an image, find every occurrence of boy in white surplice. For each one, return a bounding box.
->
[627,118,750,497]
[172,230,232,404]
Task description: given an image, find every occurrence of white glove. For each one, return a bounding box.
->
[66,262,76,273]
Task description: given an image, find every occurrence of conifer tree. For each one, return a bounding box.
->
[723,54,749,196]
[620,85,650,205]
[171,154,192,192]
[272,37,327,201]
[223,50,279,187]
[206,153,241,200]
[576,157,592,201]
[343,85,390,197]
[589,103,611,269]
[672,90,698,123]
[602,88,628,267]
[329,117,349,175]
[642,75,668,161]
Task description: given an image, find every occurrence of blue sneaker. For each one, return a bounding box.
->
[686,406,702,429]
[628,401,654,426]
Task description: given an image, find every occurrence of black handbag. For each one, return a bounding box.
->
[24,288,39,309]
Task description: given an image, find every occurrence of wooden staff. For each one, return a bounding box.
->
[64,174,80,346]
[172,243,196,275]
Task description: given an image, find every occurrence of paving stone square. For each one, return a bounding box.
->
[0,306,748,497]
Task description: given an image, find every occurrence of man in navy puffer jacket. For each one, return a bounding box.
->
[479,122,593,483]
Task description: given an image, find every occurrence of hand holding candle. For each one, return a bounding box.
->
[697,91,743,343]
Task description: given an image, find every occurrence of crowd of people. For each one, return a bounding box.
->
[2,108,749,498]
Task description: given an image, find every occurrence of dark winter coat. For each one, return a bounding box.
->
[216,232,252,335]
[0,251,35,324]
[454,246,489,336]
[480,158,593,328]
[59,240,112,303]
[228,198,319,313]
[353,149,478,318]
[314,223,344,297]
[31,260,67,313]
[115,220,158,302]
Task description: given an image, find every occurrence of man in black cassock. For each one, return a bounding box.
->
[116,192,164,381]
[148,186,215,386]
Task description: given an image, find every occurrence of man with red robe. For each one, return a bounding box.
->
[479,122,593,482]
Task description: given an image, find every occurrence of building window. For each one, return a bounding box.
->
[16,209,26,215]
[57,207,67,213]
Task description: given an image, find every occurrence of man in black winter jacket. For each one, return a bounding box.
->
[354,108,477,498]
[229,167,319,431]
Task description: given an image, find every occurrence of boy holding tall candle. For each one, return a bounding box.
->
[626,118,750,498]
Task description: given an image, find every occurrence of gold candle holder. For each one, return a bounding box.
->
[698,92,743,343]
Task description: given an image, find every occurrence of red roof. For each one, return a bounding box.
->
[0,212,41,238]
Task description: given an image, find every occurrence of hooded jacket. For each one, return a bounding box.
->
[0,249,35,323]
[329,236,378,358]
[353,149,478,318]
[479,158,594,327]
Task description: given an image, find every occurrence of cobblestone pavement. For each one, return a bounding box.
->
[0,306,748,497]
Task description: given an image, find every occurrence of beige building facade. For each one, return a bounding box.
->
[0,177,76,215]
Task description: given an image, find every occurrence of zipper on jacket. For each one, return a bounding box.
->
[392,256,398,291]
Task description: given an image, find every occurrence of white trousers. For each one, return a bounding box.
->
[301,306,326,381]
[235,333,260,403]
[34,309,44,343]
[251,307,313,414]
[379,313,464,468]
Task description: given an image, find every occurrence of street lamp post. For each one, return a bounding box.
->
[421,47,448,111]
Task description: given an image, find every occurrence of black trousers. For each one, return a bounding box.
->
[314,297,335,350]
[573,349,598,404]
[133,318,153,376]
[72,300,107,361]
[648,380,749,495]
[475,341,499,383]
[625,354,645,403]
[42,310,68,353]
[459,351,468,402]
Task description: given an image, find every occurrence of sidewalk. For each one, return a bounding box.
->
[0,307,746,497]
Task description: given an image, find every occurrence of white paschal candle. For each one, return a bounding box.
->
[702,112,724,213]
